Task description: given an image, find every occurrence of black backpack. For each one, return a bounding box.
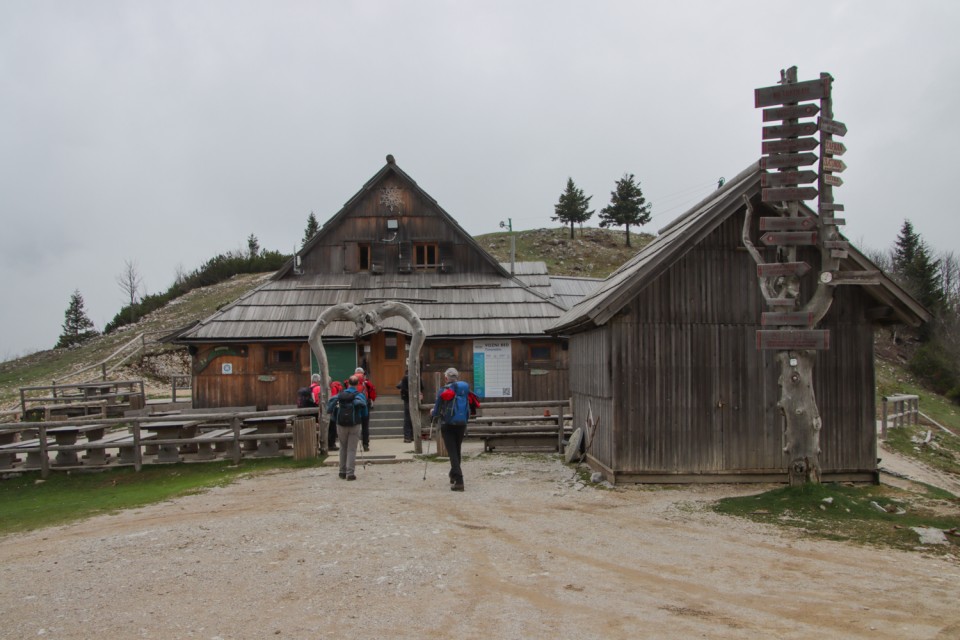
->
[336,389,360,426]
[297,385,318,408]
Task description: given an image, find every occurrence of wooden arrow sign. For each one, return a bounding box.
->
[761,311,815,326]
[760,216,816,231]
[757,262,812,278]
[823,158,847,173]
[823,174,844,187]
[754,78,830,108]
[761,171,818,187]
[763,122,819,139]
[757,329,830,350]
[760,153,818,170]
[760,231,818,246]
[824,140,847,156]
[819,118,848,137]
[762,186,818,202]
[819,203,845,212]
[762,137,819,154]
[762,103,820,122]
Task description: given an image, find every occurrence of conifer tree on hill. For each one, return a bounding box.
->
[56,289,98,349]
[303,211,320,247]
[552,178,594,239]
[598,173,651,247]
[893,219,944,327]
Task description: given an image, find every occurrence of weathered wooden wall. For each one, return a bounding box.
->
[570,210,877,482]
[301,175,502,277]
[192,343,306,410]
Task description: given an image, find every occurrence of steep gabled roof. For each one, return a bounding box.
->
[274,155,510,281]
[549,161,931,334]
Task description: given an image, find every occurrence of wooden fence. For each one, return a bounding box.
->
[19,380,146,419]
[881,394,919,439]
[416,399,572,454]
[0,407,321,478]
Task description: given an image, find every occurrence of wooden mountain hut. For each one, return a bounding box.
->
[547,162,930,484]
[169,155,600,409]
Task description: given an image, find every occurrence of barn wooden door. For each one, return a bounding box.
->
[370,331,406,395]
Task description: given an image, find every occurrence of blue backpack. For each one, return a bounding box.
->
[440,381,470,426]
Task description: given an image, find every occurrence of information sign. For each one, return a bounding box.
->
[756,330,831,350]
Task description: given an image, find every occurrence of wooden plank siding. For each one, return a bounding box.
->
[568,210,878,482]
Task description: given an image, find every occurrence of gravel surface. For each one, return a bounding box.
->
[1,446,959,640]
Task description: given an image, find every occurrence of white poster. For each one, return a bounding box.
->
[473,340,512,398]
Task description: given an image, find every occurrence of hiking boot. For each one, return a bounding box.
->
[329,445,339,451]
[362,444,370,452]
[451,483,464,492]
[347,474,357,481]
[338,472,346,479]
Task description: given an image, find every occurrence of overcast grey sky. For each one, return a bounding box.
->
[1,1,957,358]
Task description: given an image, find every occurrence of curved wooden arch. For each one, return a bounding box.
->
[307,301,427,449]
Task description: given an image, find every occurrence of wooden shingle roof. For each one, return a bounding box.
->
[549,161,931,334]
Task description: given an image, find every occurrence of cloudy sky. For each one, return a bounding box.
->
[1,1,957,358]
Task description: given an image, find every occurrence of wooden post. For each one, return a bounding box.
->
[882,398,889,440]
[39,423,50,479]
[231,416,242,465]
[293,417,318,460]
[133,419,142,472]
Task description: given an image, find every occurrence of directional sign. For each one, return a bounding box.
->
[759,217,816,231]
[762,186,818,202]
[819,118,848,137]
[761,312,815,326]
[762,122,819,139]
[757,329,830,350]
[757,262,812,278]
[819,203,845,212]
[760,231,818,246]
[761,171,817,187]
[754,78,830,108]
[823,174,844,187]
[822,217,846,226]
[760,153,818,170]
[762,137,819,154]
[823,158,847,173]
[823,140,847,156]
[762,103,820,122]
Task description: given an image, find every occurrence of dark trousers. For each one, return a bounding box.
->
[361,407,370,447]
[402,399,413,441]
[327,417,338,448]
[440,423,467,484]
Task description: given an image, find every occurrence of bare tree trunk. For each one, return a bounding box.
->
[777,350,822,485]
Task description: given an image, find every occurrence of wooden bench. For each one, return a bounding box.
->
[468,416,572,453]
[79,430,135,466]
[0,437,56,469]
[193,428,257,460]
[106,432,157,465]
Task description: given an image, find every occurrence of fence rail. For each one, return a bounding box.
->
[881,394,919,439]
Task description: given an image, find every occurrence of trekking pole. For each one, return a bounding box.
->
[423,415,436,481]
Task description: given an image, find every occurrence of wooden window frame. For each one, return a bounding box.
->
[527,343,554,363]
[265,346,298,371]
[414,243,439,270]
[358,244,371,271]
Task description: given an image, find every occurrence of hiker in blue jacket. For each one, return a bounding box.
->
[431,367,471,491]
[326,375,368,481]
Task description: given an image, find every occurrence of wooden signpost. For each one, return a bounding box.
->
[760,231,818,246]
[760,152,818,170]
[756,262,811,278]
[756,330,830,350]
[759,216,816,231]
[761,186,818,202]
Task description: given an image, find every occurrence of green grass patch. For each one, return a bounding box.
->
[883,422,960,476]
[0,457,324,537]
[714,482,960,556]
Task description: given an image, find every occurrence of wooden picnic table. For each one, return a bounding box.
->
[140,420,201,463]
[46,424,107,466]
[243,415,293,457]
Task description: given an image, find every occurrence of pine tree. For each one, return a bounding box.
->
[56,289,98,349]
[303,212,320,247]
[893,219,943,312]
[247,234,260,259]
[552,178,594,239]
[598,173,651,247]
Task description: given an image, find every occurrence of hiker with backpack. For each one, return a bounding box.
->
[430,367,473,492]
[352,367,376,452]
[326,375,368,481]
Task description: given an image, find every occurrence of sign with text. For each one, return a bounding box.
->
[756,330,831,350]
[823,140,847,156]
[760,152,818,170]
[762,186,818,202]
[761,170,817,187]
[823,158,847,173]
[819,118,848,137]
[754,78,830,107]
[473,340,512,399]
[757,262,812,278]
[759,216,816,231]
[760,231,818,246]
[762,103,820,121]
[762,122,819,139]
[761,312,815,326]
[762,137,819,154]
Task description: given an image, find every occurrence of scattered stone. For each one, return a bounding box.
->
[911,527,949,545]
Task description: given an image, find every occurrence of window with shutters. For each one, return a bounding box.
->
[414,243,438,269]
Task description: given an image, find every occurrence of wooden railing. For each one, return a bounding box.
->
[416,399,572,453]
[881,394,919,439]
[19,380,146,419]
[0,407,321,478]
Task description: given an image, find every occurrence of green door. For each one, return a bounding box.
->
[310,342,357,385]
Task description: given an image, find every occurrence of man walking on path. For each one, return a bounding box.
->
[431,367,472,491]
[327,375,368,481]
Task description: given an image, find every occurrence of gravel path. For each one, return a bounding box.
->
[1,447,958,640]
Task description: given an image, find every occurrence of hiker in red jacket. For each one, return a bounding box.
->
[352,368,376,451]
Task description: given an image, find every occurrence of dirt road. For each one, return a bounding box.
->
[1,448,958,639]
